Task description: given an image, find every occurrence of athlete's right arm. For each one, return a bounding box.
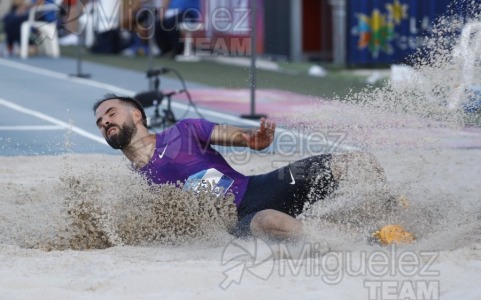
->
[210,118,276,150]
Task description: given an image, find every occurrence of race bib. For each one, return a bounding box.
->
[183,168,234,197]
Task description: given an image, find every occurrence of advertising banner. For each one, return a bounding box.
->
[347,0,454,65]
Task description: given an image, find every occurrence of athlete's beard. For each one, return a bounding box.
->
[105,118,137,149]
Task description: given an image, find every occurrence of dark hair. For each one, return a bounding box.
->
[93,94,148,128]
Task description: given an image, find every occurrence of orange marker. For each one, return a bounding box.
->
[373,225,415,245]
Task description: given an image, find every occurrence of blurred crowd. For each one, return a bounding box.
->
[0,0,200,58]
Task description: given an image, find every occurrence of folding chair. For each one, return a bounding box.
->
[20,0,62,59]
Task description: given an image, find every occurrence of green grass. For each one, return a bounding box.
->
[61,46,381,100]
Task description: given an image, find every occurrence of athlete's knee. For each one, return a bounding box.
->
[250,209,304,239]
[250,209,284,233]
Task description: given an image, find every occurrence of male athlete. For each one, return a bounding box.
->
[93,94,413,243]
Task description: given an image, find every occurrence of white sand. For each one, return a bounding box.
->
[0,150,480,299]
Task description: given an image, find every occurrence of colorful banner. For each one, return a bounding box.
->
[348,0,454,65]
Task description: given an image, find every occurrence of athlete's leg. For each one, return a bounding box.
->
[232,155,337,239]
[250,209,303,240]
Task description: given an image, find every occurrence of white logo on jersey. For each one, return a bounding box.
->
[159,143,168,159]
[288,168,296,185]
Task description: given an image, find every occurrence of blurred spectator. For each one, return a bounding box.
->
[2,0,58,55]
[121,0,199,58]
[121,0,161,57]
[58,0,80,46]
[90,0,131,54]
[156,0,200,58]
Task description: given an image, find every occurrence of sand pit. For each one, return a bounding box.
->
[0,149,480,299]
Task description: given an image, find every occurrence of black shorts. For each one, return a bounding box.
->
[231,155,338,237]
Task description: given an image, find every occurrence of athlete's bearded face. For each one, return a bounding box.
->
[105,117,137,149]
[95,100,139,150]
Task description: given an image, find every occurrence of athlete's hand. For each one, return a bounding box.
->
[242,118,276,150]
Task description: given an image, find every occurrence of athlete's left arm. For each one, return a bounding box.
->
[210,118,276,150]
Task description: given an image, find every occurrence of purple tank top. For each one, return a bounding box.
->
[138,119,249,207]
